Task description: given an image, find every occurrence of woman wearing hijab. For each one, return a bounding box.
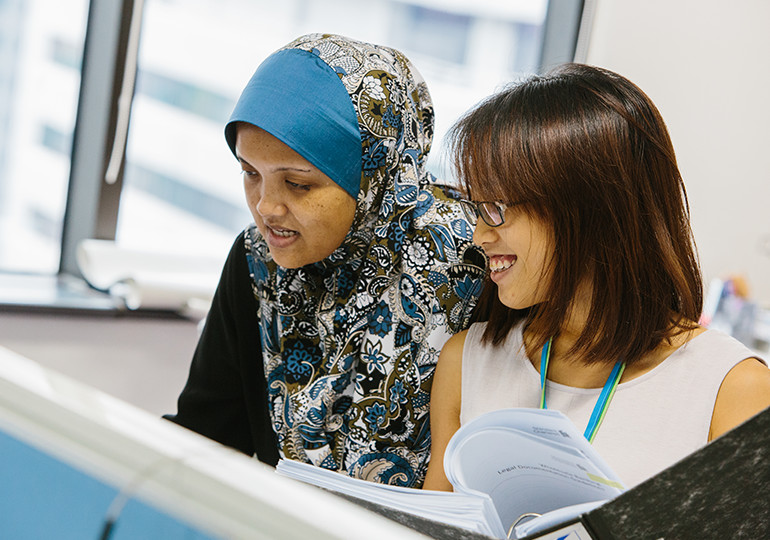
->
[165,33,487,488]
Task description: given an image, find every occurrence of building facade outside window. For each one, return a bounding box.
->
[0,0,88,274]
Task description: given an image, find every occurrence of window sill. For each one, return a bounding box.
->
[0,273,184,319]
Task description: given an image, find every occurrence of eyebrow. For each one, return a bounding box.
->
[236,156,313,174]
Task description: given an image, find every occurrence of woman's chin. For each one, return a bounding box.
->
[268,246,328,269]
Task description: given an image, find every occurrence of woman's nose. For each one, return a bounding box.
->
[472,220,497,246]
[254,185,287,218]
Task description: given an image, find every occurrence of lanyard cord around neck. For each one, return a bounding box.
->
[539,337,626,443]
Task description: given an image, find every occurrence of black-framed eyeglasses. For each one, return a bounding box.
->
[459,199,509,227]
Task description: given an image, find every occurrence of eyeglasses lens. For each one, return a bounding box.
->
[460,201,478,225]
[479,203,504,226]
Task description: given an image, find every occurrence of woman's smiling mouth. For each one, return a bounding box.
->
[489,255,516,282]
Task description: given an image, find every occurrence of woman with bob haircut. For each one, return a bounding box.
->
[423,63,770,490]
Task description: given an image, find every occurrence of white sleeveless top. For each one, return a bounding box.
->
[460,322,764,487]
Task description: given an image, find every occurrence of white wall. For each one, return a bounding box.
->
[0,312,198,416]
[582,0,770,305]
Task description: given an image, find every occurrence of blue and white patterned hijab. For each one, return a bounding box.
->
[233,33,485,487]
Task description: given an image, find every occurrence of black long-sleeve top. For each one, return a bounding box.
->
[164,232,279,465]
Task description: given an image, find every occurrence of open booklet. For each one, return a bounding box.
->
[276,408,626,539]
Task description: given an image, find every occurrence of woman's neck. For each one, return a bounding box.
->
[535,291,606,387]
[525,305,704,389]
[538,333,618,388]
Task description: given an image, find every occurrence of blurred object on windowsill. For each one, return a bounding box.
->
[76,239,220,320]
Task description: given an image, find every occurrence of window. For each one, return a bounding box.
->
[116,0,557,256]
[0,0,89,274]
[391,6,473,65]
[0,0,584,307]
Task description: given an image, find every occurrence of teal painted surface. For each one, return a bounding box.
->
[0,430,218,540]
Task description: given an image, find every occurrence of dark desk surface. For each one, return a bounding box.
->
[586,405,770,539]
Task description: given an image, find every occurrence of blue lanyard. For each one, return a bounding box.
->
[539,337,625,443]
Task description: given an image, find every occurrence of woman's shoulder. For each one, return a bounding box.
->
[440,324,489,360]
[710,351,770,439]
[458,321,486,347]
[681,327,765,365]
[441,328,469,357]
[642,327,763,387]
[460,320,525,352]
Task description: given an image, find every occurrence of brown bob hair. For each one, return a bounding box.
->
[451,63,703,366]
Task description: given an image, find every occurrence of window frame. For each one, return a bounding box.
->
[59,0,139,277]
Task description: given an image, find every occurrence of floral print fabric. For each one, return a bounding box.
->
[244,34,485,487]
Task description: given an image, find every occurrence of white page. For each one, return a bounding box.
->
[446,427,622,532]
[447,408,624,487]
[276,459,504,537]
